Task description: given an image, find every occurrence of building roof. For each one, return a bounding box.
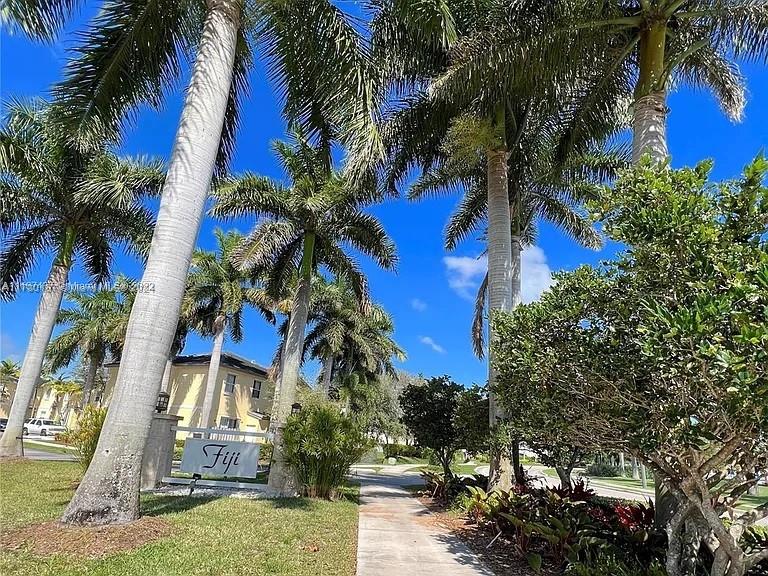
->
[106,352,270,378]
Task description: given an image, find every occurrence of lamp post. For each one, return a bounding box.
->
[156,391,170,413]
[291,402,302,415]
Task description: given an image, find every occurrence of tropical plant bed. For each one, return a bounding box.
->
[0,459,359,576]
[414,492,543,576]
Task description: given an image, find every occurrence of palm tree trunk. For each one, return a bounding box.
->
[321,355,333,396]
[486,119,514,491]
[61,0,241,525]
[200,317,226,429]
[0,260,71,457]
[632,91,667,164]
[268,232,315,495]
[79,353,100,410]
[632,22,668,164]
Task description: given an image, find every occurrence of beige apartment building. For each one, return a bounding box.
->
[104,352,275,441]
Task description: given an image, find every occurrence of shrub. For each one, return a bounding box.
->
[259,441,273,464]
[452,481,666,573]
[383,443,421,459]
[565,557,667,576]
[551,478,596,502]
[585,461,621,477]
[59,405,106,471]
[283,403,370,499]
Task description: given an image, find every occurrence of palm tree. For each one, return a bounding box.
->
[0,359,21,403]
[211,133,397,494]
[183,229,274,429]
[46,375,82,424]
[408,118,627,357]
[376,2,625,490]
[47,285,133,410]
[449,0,768,164]
[0,100,161,458]
[0,0,80,40]
[291,275,404,395]
[60,0,382,525]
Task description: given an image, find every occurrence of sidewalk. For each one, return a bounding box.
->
[355,470,493,576]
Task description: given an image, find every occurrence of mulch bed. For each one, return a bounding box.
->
[416,494,556,576]
[0,517,172,559]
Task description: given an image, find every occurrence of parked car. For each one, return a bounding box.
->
[0,418,7,431]
[23,418,67,436]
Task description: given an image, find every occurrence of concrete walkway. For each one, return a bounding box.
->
[354,469,493,576]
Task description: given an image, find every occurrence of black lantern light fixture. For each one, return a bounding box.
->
[156,391,170,413]
[291,402,302,415]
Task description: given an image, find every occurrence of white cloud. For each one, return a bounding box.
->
[443,246,554,303]
[443,256,487,300]
[410,298,427,312]
[419,336,446,354]
[520,246,554,303]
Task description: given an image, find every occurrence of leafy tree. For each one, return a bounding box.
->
[183,229,274,428]
[453,385,491,458]
[211,132,396,494]
[0,100,160,458]
[493,158,768,576]
[400,376,464,477]
[47,280,135,410]
[491,294,592,491]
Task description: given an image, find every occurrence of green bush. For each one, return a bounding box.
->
[283,403,370,499]
[259,441,273,464]
[383,443,421,459]
[585,460,621,477]
[59,405,106,471]
[565,558,667,576]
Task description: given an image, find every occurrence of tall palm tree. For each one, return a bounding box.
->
[211,133,397,494]
[377,1,625,489]
[0,359,21,403]
[47,283,134,410]
[408,118,626,356]
[290,275,404,394]
[453,0,768,164]
[46,375,82,424]
[0,100,161,458]
[60,0,382,525]
[183,229,274,429]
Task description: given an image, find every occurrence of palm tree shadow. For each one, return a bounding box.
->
[264,497,315,510]
[141,495,217,517]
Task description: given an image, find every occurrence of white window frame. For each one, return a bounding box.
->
[251,379,262,399]
[223,373,236,395]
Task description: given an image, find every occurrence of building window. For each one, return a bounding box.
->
[219,416,239,429]
[251,380,262,399]
[224,374,236,395]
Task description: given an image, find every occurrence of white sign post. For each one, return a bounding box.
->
[180,438,261,478]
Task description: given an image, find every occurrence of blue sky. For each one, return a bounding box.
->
[1,12,767,387]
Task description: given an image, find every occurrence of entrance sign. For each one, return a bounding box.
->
[180,438,261,478]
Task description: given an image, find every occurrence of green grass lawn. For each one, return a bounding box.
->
[23,439,76,455]
[0,460,359,576]
[540,468,768,512]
